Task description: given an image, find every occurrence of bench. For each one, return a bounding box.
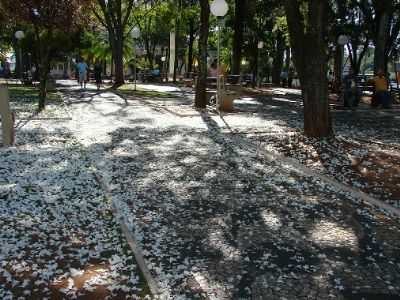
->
[391,87,400,104]
[142,74,162,83]
[181,72,196,87]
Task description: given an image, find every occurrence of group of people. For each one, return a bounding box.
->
[342,69,392,109]
[75,59,103,90]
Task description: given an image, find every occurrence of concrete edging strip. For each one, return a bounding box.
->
[93,171,166,299]
[225,122,400,218]
[259,148,400,218]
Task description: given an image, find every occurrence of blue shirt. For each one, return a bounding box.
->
[77,62,88,74]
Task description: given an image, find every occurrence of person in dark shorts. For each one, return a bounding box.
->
[343,70,360,108]
[94,62,102,91]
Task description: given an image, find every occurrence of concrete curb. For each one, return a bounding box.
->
[219,115,400,218]
[255,144,400,218]
[93,171,167,299]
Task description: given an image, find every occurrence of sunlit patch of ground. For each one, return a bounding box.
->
[5,80,399,299]
[0,116,150,299]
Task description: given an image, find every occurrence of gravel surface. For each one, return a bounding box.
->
[0,91,150,299]
[2,81,400,299]
[237,92,400,208]
[57,82,400,299]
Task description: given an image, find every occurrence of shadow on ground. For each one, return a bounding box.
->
[86,117,400,299]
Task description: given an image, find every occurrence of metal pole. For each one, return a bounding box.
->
[257,47,261,88]
[134,40,137,91]
[340,45,346,84]
[395,56,399,89]
[19,46,23,82]
[217,18,221,110]
[340,44,344,88]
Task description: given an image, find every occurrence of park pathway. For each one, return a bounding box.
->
[0,83,151,299]
[57,80,400,299]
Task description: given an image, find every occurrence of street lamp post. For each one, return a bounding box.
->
[257,41,264,88]
[131,26,141,91]
[15,30,25,82]
[161,56,166,82]
[337,34,349,89]
[210,0,228,111]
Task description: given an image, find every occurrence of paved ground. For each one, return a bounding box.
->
[1,83,151,299]
[2,80,400,299]
[239,91,400,208]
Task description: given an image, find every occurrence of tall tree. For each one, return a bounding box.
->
[133,1,174,69]
[3,0,86,111]
[93,0,136,87]
[272,30,285,85]
[187,16,196,73]
[360,0,400,73]
[284,0,332,138]
[195,0,209,108]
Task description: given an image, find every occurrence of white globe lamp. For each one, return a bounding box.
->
[337,35,349,45]
[210,0,229,17]
[131,27,141,39]
[15,31,25,40]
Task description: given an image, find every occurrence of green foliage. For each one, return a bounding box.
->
[81,30,112,62]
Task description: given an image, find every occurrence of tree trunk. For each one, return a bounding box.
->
[265,60,271,83]
[113,37,125,87]
[302,64,331,137]
[374,11,390,74]
[195,0,210,108]
[38,57,50,111]
[252,46,258,87]
[38,76,47,111]
[285,47,291,70]
[284,0,332,138]
[334,44,343,90]
[272,31,285,85]
[232,0,246,75]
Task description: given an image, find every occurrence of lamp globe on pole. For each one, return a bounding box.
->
[131,26,141,90]
[257,41,264,87]
[337,35,349,87]
[337,34,349,45]
[131,26,141,39]
[210,0,229,17]
[15,31,25,81]
[161,56,166,82]
[210,0,228,111]
[15,31,25,40]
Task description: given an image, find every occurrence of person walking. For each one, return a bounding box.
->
[77,58,88,89]
[343,70,360,108]
[280,70,288,87]
[94,62,102,91]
